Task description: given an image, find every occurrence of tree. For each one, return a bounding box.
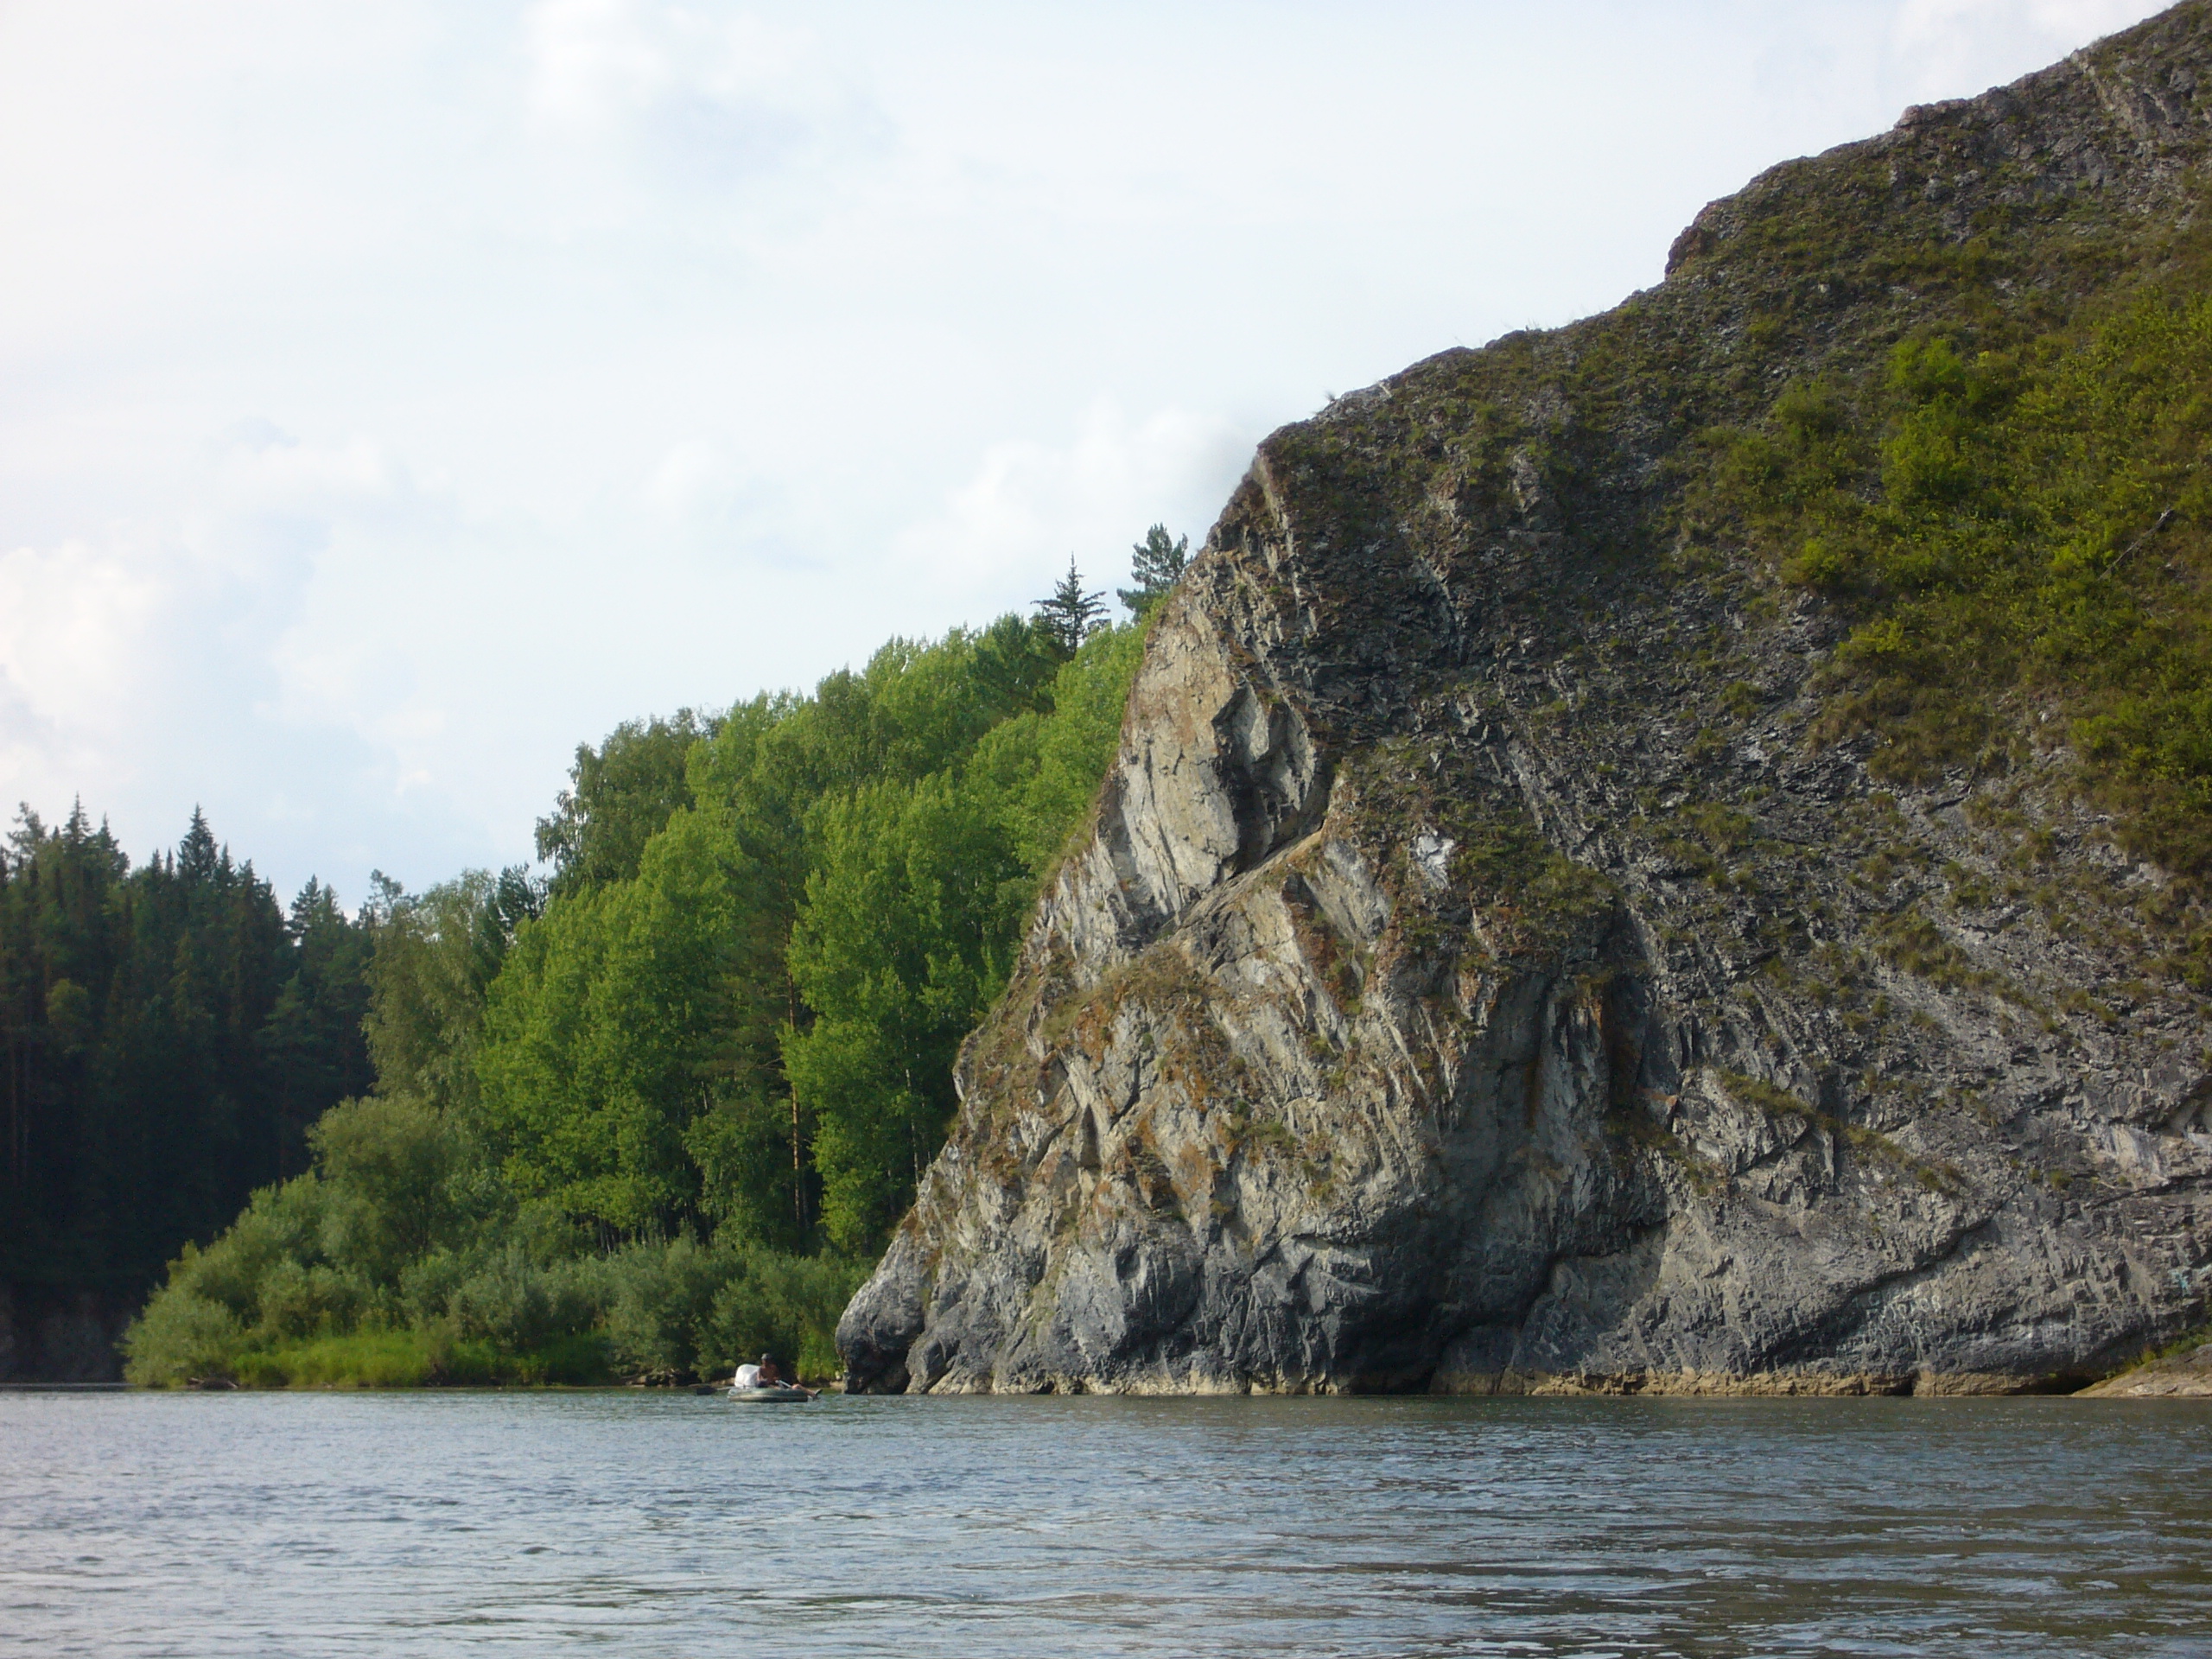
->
[115,606,1156,1384]
[360,873,507,1117]
[1,804,372,1306]
[479,807,794,1239]
[782,772,1027,1250]
[1117,524,1189,618]
[177,806,219,882]
[534,711,718,897]
[257,879,375,1180]
[1033,558,1108,658]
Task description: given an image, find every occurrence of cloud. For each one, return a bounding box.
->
[216,425,397,513]
[0,421,510,884]
[0,536,172,787]
[641,437,748,527]
[521,0,877,188]
[1889,0,2164,95]
[902,402,1255,602]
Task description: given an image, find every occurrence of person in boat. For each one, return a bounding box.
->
[730,1352,814,1395]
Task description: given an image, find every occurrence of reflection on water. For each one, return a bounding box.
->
[3,1389,2209,1656]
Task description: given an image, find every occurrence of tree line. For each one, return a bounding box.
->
[108,531,1186,1384]
[0,805,376,1303]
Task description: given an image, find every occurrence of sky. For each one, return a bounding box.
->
[0,0,2174,902]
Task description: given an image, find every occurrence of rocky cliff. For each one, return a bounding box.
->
[839,3,2212,1395]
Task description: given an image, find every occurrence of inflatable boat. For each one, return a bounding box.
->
[728,1383,813,1402]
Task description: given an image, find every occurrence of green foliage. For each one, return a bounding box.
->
[308,1095,462,1281]
[591,1234,867,1381]
[120,1282,247,1384]
[124,1163,864,1386]
[1117,524,1190,618]
[700,1249,869,1381]
[785,770,1026,1249]
[124,587,1150,1384]
[1698,286,2212,880]
[480,613,1145,1257]
[479,806,783,1234]
[232,1330,505,1389]
[534,710,717,897]
[0,804,375,1300]
[784,621,1145,1248]
[1033,558,1109,656]
[360,870,517,1117]
[446,1242,601,1353]
[967,620,1148,877]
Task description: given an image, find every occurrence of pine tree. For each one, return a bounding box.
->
[1033,557,1108,657]
[1116,524,1189,618]
[178,806,219,883]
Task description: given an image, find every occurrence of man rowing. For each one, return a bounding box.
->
[729,1352,815,1397]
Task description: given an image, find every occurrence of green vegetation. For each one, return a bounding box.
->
[118,561,1155,1387]
[1117,524,1190,618]
[1,805,376,1305]
[1693,278,2212,888]
[1033,559,1110,655]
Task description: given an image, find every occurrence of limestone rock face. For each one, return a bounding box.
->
[839,3,2212,1395]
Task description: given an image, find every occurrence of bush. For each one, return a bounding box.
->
[254,1258,376,1340]
[447,1244,601,1353]
[232,1329,448,1389]
[168,1176,331,1324]
[121,1290,246,1386]
[594,1233,733,1378]
[309,1094,461,1281]
[702,1249,871,1382]
[397,1248,469,1325]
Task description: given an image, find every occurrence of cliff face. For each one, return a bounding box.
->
[840,3,2212,1395]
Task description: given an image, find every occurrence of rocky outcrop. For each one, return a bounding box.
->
[2079,1335,2212,1395]
[839,3,2212,1395]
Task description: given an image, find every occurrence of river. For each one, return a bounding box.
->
[3,1389,2209,1656]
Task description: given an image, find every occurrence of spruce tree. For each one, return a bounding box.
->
[178,806,219,883]
[1116,524,1189,618]
[1033,557,1108,657]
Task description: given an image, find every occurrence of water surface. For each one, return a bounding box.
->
[3,1390,2209,1656]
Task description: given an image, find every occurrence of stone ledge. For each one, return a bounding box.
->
[2075,1340,2212,1396]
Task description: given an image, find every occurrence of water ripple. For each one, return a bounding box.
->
[2,1392,2209,1656]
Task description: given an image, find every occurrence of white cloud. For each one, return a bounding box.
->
[528,0,671,127]
[216,427,397,515]
[905,403,1252,601]
[1890,0,2164,96]
[522,0,873,196]
[641,437,750,528]
[0,537,171,759]
[526,0,813,127]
